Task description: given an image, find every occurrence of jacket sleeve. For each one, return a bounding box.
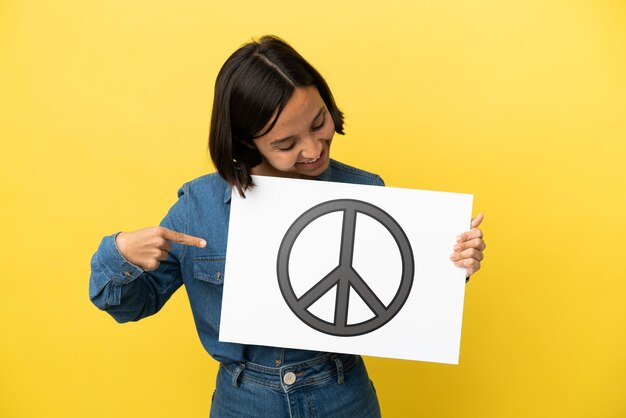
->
[88,183,189,323]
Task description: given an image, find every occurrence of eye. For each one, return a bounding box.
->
[312,114,326,131]
[277,143,295,152]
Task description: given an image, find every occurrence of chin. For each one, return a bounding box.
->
[298,163,328,178]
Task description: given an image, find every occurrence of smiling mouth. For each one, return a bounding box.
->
[301,156,320,164]
[297,146,326,165]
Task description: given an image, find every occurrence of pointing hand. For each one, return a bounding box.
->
[115,227,206,271]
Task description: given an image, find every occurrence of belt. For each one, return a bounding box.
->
[222,353,359,392]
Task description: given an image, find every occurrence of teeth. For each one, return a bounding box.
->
[303,157,319,164]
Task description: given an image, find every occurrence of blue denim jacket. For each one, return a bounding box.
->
[89,159,384,366]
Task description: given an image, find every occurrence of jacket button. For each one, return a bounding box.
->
[283,372,296,385]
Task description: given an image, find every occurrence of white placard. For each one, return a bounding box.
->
[219,176,473,364]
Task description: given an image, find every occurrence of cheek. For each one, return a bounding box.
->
[277,154,297,167]
[263,151,298,169]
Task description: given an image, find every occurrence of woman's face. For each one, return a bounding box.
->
[252,86,335,179]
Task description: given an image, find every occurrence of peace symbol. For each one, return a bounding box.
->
[277,199,414,337]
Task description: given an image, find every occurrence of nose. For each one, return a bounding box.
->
[300,136,323,159]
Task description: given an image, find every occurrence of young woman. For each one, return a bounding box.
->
[89,36,486,417]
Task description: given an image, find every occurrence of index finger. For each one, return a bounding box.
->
[161,227,206,248]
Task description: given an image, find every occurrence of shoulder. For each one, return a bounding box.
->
[177,172,230,202]
[323,159,385,186]
[161,173,230,262]
[161,173,229,225]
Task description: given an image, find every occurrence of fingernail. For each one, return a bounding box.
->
[453,244,461,251]
[456,235,463,242]
[450,254,456,261]
[199,240,206,247]
[455,262,463,267]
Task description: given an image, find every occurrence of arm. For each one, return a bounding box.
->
[88,184,204,323]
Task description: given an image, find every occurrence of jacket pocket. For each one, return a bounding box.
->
[193,256,225,285]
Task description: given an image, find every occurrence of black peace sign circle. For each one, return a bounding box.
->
[277,199,414,337]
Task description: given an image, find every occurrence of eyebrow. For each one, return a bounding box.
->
[269,107,326,148]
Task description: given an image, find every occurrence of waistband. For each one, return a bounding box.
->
[221,353,359,393]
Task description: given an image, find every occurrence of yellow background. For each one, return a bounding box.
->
[1,0,625,417]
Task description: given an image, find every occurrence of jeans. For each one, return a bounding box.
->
[209,354,381,418]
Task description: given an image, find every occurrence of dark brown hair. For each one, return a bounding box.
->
[208,35,344,196]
